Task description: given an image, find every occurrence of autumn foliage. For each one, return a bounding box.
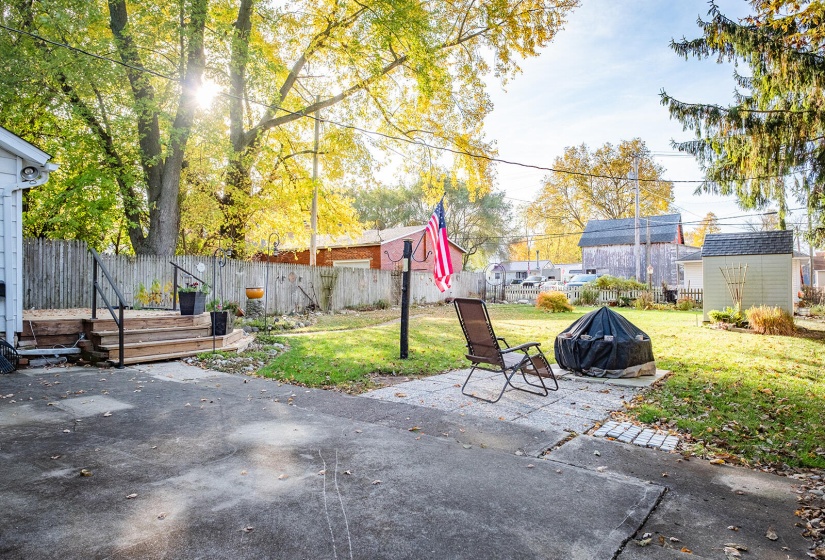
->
[536,291,573,313]
[746,306,795,336]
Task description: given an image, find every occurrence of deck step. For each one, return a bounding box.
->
[17,347,82,356]
[116,334,255,365]
[86,313,210,332]
[101,329,246,361]
[91,325,212,346]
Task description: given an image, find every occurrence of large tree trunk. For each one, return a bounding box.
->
[108,0,206,256]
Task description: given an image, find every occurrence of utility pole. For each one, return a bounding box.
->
[310,95,321,267]
[525,224,531,275]
[633,154,640,281]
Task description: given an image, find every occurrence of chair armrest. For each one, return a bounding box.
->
[496,337,510,348]
[500,341,541,353]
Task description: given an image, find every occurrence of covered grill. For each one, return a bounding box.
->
[554,307,656,378]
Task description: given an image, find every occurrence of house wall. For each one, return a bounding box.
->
[0,150,16,336]
[702,254,792,321]
[793,259,802,303]
[681,262,703,290]
[268,236,464,274]
[270,245,382,268]
[582,242,680,286]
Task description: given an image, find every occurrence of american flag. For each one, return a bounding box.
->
[426,198,454,292]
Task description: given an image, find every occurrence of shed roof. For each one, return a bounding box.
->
[578,214,682,247]
[702,230,793,257]
[676,250,702,263]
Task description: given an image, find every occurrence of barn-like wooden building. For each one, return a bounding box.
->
[578,213,695,287]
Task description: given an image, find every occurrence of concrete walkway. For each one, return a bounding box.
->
[0,363,811,559]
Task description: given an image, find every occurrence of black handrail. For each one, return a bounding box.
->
[169,262,207,311]
[90,248,126,369]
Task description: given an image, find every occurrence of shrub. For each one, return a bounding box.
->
[675,297,697,311]
[633,291,654,310]
[593,275,646,291]
[708,307,748,328]
[536,291,573,313]
[746,305,795,335]
[810,304,825,317]
[575,285,599,306]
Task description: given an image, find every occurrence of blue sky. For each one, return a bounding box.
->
[483,0,772,234]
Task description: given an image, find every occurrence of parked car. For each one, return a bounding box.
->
[520,275,546,287]
[565,273,601,289]
[539,280,564,291]
[509,279,523,285]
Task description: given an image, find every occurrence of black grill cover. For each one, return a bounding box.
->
[554,307,655,378]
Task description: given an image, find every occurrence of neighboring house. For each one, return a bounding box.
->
[813,251,825,286]
[578,213,693,287]
[0,127,57,344]
[675,250,703,289]
[267,225,465,273]
[695,230,804,320]
[498,260,561,281]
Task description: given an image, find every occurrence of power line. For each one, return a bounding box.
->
[1,23,797,187]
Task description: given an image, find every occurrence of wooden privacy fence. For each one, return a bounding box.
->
[23,239,484,314]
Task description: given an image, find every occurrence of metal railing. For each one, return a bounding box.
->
[90,248,126,369]
[169,261,207,311]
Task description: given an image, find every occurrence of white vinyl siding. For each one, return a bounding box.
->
[0,151,13,332]
[703,254,792,321]
[681,262,703,290]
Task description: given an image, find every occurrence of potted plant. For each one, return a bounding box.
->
[178,281,209,315]
[207,299,236,335]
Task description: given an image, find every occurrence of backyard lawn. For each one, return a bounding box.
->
[257,304,825,469]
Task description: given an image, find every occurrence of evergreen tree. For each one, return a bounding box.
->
[661,1,825,237]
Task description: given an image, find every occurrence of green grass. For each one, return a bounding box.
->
[257,304,825,468]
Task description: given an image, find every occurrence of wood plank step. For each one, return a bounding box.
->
[92,325,212,346]
[17,347,82,356]
[116,334,255,365]
[86,313,211,332]
[102,330,246,360]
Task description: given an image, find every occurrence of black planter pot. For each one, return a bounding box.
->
[179,291,206,315]
[210,311,231,336]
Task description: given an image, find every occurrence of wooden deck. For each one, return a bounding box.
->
[19,308,253,365]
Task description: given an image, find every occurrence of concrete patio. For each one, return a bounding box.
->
[0,362,811,559]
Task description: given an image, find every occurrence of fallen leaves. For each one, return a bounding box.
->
[157,512,167,520]
[371,480,382,485]
[242,526,254,533]
[710,458,726,465]
[278,474,288,480]
[765,527,778,541]
[125,493,138,499]
[102,411,112,417]
[79,469,92,477]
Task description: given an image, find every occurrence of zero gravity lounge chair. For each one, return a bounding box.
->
[453,298,558,403]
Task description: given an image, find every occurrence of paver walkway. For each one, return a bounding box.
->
[364,367,669,436]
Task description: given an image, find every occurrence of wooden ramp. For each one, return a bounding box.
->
[19,309,253,366]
